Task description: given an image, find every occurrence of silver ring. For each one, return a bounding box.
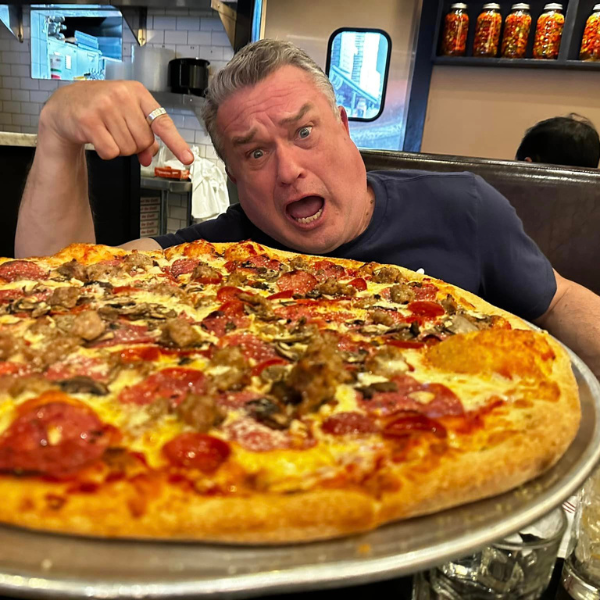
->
[146,107,168,125]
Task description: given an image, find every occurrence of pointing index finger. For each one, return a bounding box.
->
[139,88,194,165]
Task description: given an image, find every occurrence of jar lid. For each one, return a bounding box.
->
[511,3,530,9]
[594,3,600,10]
[482,3,501,8]
[450,3,468,8]
[543,3,563,9]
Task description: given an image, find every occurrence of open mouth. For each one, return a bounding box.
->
[285,196,325,225]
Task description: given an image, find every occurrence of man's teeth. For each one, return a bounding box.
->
[293,207,323,224]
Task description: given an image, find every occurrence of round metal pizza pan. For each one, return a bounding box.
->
[0,347,598,600]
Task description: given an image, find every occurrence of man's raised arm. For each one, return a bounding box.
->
[15,81,193,258]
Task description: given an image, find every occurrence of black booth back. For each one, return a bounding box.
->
[0,146,140,258]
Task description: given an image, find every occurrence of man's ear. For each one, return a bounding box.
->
[226,166,237,185]
[339,106,350,134]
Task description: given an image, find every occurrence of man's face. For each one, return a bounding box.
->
[217,65,374,254]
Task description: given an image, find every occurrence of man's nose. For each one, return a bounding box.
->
[275,144,303,186]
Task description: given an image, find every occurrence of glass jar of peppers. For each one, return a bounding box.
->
[441,3,469,56]
[473,3,503,57]
[580,4,600,61]
[533,3,565,59]
[501,3,532,58]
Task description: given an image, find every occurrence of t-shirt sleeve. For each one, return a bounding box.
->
[152,206,248,249]
[474,176,556,321]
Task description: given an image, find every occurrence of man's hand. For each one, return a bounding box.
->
[39,80,193,166]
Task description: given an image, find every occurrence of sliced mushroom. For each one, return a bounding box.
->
[58,376,109,396]
[274,341,304,361]
[246,397,291,430]
[356,381,399,400]
[441,294,458,315]
[444,314,480,335]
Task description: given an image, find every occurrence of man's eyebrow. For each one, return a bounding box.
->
[278,103,313,127]
[232,128,257,147]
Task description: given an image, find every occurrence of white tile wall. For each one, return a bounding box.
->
[0,5,233,233]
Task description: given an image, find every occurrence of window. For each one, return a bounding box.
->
[31,5,123,81]
[326,28,391,122]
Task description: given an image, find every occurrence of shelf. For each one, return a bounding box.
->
[149,90,205,110]
[433,56,600,69]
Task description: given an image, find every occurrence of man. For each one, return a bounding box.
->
[16,40,600,378]
[516,114,600,169]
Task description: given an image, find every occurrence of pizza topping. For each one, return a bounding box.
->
[414,283,439,301]
[0,260,48,282]
[237,292,277,321]
[225,417,291,451]
[315,278,357,298]
[384,414,447,439]
[372,266,405,284]
[191,262,223,285]
[322,412,378,436]
[48,286,81,309]
[85,260,124,282]
[245,397,291,430]
[58,376,110,396]
[276,270,318,295]
[45,355,115,383]
[0,393,112,476]
[0,289,24,303]
[30,335,82,370]
[92,322,156,347]
[162,432,230,473]
[272,334,351,416]
[56,259,87,282]
[201,301,249,337]
[407,301,445,319]
[359,374,463,418]
[221,332,280,364]
[70,310,106,341]
[389,283,416,304]
[162,318,201,348]
[348,277,368,291]
[210,346,250,391]
[119,368,206,406]
[313,260,347,281]
[0,331,19,361]
[123,252,153,271]
[175,393,225,432]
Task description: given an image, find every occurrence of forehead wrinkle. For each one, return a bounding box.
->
[278,103,313,127]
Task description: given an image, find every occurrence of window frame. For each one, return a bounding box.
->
[325,27,392,123]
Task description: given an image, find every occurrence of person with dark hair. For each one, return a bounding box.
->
[516,114,600,168]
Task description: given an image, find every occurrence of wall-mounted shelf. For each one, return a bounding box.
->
[149,91,206,110]
[432,0,600,70]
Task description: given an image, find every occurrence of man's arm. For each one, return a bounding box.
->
[15,81,192,258]
[535,270,600,379]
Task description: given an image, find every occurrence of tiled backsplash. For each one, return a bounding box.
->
[0,4,231,162]
[0,3,233,234]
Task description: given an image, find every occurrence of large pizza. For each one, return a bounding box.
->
[0,240,580,543]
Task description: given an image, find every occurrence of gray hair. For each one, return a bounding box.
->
[201,39,339,161]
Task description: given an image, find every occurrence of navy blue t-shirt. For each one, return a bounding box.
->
[154,170,556,321]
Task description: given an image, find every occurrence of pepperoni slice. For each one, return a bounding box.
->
[407,301,445,319]
[119,368,206,406]
[171,258,198,278]
[0,361,34,377]
[243,254,281,271]
[0,260,48,282]
[322,412,378,435]
[112,286,141,294]
[360,375,463,418]
[45,356,113,383]
[384,414,447,439]
[216,390,264,409]
[162,433,230,473]
[268,290,294,300]
[313,260,347,281]
[386,339,426,350]
[118,345,161,363]
[216,286,243,303]
[201,301,249,337]
[92,323,156,348]
[0,397,111,476]
[225,417,291,452]
[414,283,439,301]
[0,289,24,303]
[221,332,280,363]
[348,277,367,291]
[276,271,318,294]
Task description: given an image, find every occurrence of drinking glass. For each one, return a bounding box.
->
[413,507,568,600]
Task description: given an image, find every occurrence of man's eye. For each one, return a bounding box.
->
[251,149,264,160]
[298,126,312,139]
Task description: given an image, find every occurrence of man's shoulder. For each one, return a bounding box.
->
[368,168,482,188]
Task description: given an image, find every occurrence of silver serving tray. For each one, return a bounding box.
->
[0,347,599,600]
